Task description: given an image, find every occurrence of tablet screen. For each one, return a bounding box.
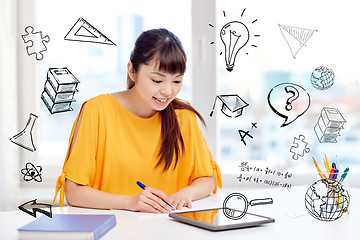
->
[169,208,274,231]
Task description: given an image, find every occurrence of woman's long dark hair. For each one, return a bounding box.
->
[127,28,205,171]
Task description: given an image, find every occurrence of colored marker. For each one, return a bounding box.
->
[339,167,349,184]
[329,168,335,179]
[136,181,175,210]
[333,169,339,180]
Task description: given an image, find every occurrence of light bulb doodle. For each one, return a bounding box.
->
[220,21,249,72]
[267,83,310,127]
[209,9,260,72]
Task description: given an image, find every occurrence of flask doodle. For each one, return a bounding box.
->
[268,83,310,127]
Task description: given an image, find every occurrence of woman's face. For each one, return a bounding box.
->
[130,58,184,116]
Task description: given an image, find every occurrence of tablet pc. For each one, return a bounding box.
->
[169,208,274,231]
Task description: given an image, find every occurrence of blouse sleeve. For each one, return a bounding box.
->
[53,100,99,206]
[188,113,222,193]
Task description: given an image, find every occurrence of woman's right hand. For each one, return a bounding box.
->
[128,187,174,213]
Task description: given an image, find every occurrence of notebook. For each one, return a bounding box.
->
[18,214,116,240]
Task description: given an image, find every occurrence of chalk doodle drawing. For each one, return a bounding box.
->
[278,24,317,59]
[21,26,50,60]
[21,162,43,182]
[41,67,80,114]
[267,83,310,127]
[210,94,249,118]
[10,113,38,152]
[305,178,349,221]
[310,66,335,90]
[223,193,273,220]
[314,107,346,143]
[18,199,52,218]
[290,134,310,160]
[209,9,260,72]
[64,18,116,45]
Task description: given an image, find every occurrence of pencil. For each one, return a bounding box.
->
[313,157,327,183]
[324,154,331,175]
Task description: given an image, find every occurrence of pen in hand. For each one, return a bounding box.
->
[136,181,175,210]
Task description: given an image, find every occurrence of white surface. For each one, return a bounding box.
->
[1,186,358,240]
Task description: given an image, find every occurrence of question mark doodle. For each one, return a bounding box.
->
[284,86,299,111]
[267,83,310,127]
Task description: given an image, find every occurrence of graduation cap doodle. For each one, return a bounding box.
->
[210,94,249,118]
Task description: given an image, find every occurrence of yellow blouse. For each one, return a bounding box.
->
[53,94,222,207]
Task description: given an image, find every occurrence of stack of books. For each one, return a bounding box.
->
[314,107,346,143]
[41,67,80,114]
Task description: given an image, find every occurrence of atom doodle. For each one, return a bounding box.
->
[21,162,42,182]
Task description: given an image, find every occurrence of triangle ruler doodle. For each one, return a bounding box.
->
[278,24,316,58]
[64,18,116,45]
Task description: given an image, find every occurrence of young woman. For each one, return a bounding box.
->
[53,28,222,213]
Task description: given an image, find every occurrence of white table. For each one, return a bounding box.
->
[1,186,358,240]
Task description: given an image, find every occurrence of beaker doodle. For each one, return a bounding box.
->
[223,192,273,220]
[10,113,38,152]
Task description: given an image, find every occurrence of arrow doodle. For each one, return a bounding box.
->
[18,199,52,218]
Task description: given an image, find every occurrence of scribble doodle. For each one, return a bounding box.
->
[18,199,52,218]
[314,107,346,143]
[210,94,248,118]
[310,66,335,90]
[64,18,116,45]
[21,26,50,60]
[21,162,42,182]
[223,193,273,220]
[251,122,257,129]
[290,134,310,160]
[267,83,310,127]
[10,113,38,152]
[209,9,260,71]
[278,24,317,59]
[41,67,80,114]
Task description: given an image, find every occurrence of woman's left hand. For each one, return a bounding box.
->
[168,190,193,210]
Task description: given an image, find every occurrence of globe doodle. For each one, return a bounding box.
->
[310,66,335,90]
[305,179,349,221]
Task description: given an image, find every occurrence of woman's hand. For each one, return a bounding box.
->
[169,190,193,210]
[128,187,174,213]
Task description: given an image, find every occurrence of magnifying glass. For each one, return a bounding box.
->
[223,193,273,220]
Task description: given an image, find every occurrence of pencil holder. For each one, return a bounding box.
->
[305,171,350,222]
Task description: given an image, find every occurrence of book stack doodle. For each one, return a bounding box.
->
[314,107,346,143]
[41,67,80,114]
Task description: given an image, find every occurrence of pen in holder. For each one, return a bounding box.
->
[305,170,350,222]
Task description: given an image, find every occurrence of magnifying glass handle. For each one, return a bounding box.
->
[249,198,273,206]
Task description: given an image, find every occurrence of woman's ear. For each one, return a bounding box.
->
[127,61,136,82]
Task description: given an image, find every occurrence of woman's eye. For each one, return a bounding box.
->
[174,80,182,84]
[152,79,162,83]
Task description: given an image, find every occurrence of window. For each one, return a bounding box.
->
[215,0,360,186]
[34,0,192,173]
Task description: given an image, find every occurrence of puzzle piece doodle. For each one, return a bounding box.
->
[290,134,310,160]
[21,26,50,60]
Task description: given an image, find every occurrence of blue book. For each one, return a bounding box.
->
[18,214,116,240]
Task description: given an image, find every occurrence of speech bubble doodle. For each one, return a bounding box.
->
[267,83,310,127]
